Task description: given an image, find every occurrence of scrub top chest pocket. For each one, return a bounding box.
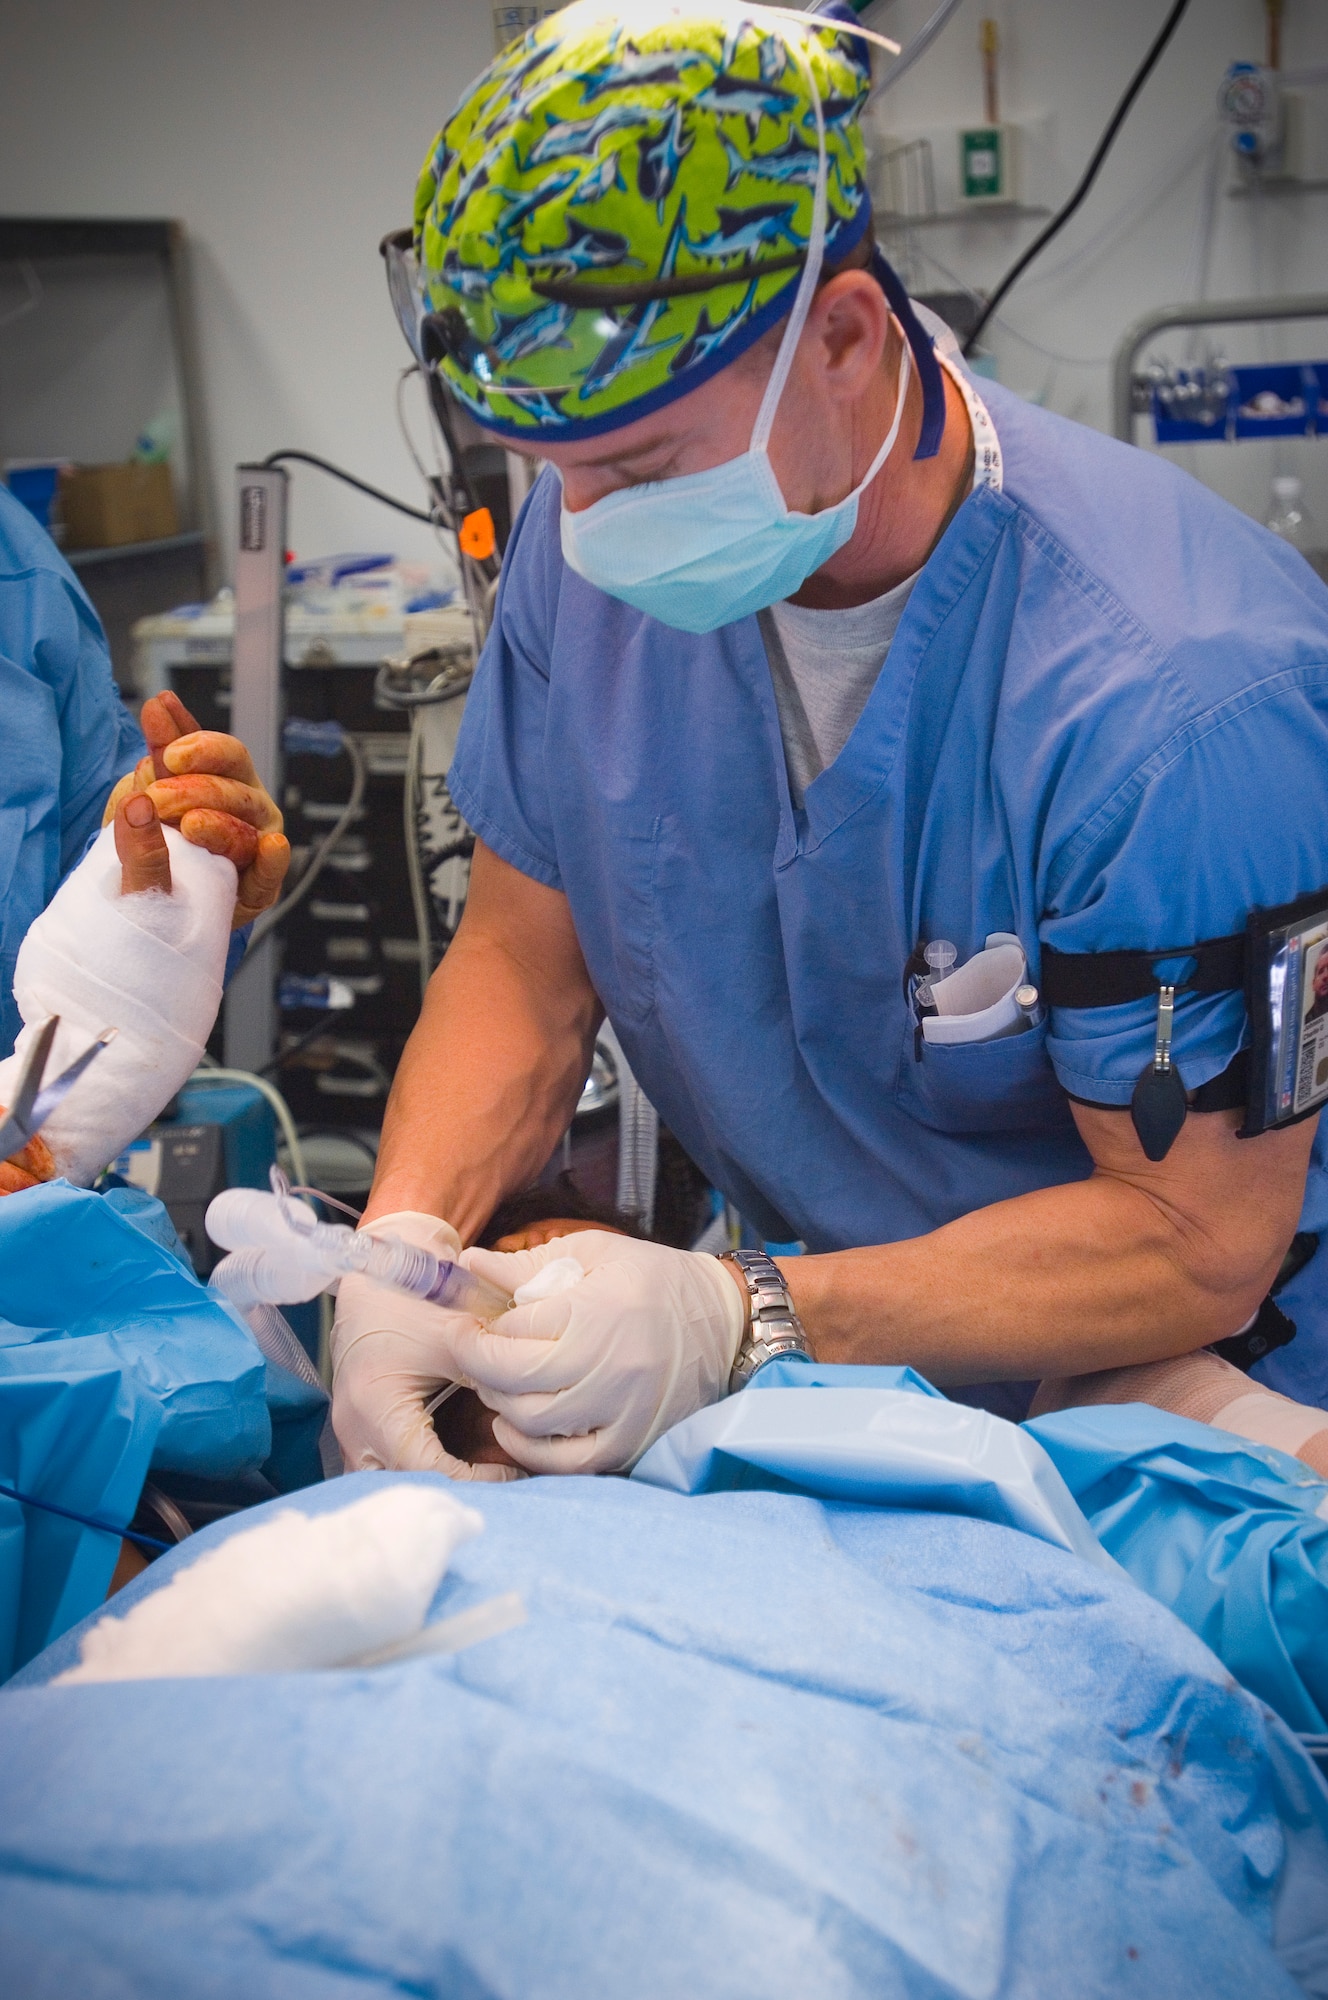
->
[897,934,1074,1135]
[896,1015,1074,1135]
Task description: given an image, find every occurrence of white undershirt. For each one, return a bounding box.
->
[759,573,918,805]
[759,344,1002,808]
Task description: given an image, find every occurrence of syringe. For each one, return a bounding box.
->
[205,1168,511,1319]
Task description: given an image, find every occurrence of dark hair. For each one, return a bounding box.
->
[477,1130,714,1251]
[476,1172,643,1249]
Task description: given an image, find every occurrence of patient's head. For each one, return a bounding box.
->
[476,1173,639,1252]
[432,1177,636,1466]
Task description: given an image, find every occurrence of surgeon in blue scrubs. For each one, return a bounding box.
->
[0,483,289,1060]
[335,6,1328,1477]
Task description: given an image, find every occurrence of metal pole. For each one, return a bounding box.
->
[224,464,287,1072]
[163,222,219,594]
[1111,291,1328,440]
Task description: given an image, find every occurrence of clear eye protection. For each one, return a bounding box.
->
[379,228,427,363]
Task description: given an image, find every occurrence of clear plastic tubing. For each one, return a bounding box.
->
[205,1170,511,1319]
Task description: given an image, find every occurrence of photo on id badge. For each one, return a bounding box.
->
[1296,926,1328,1110]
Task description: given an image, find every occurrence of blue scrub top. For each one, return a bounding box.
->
[0,487,143,1057]
[449,381,1328,1399]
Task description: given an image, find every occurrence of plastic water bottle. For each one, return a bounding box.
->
[1265,475,1315,553]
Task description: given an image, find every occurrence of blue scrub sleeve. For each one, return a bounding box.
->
[0,494,145,1056]
[54,584,144,878]
[1041,669,1328,1106]
[447,475,565,892]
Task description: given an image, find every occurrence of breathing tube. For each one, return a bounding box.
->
[205,1168,511,1319]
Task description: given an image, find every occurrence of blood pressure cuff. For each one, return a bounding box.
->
[1042,883,1328,1141]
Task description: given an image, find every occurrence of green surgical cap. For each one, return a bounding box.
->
[412,2,873,440]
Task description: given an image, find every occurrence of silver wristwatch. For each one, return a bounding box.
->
[721,1249,812,1394]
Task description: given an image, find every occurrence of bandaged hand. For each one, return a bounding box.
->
[330,1210,523,1481]
[0,805,235,1184]
[454,1231,745,1474]
[0,789,221,1194]
[103,690,289,929]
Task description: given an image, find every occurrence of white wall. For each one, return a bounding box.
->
[865,0,1328,529]
[1,0,1326,569]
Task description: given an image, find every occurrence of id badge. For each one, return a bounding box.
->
[1243,887,1328,1136]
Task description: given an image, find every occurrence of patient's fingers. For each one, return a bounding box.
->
[161,729,261,790]
[101,763,149,827]
[232,831,291,929]
[147,772,277,830]
[140,691,204,780]
[0,1126,55,1192]
[114,790,173,896]
[177,808,260,873]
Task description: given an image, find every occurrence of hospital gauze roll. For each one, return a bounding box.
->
[57,1486,485,1680]
[0,823,234,1184]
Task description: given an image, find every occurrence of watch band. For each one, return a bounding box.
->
[721,1249,812,1393]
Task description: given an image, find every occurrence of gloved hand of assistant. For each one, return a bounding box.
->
[103,690,290,929]
[330,1210,523,1482]
[453,1231,746,1474]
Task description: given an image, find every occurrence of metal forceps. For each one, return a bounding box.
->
[0,1016,117,1161]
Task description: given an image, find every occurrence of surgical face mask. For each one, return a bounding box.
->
[559,336,911,634]
[557,33,913,635]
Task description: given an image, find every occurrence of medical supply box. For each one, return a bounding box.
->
[60,461,178,550]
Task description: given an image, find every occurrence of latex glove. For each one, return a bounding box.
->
[104,691,290,929]
[455,1231,745,1474]
[330,1210,523,1482]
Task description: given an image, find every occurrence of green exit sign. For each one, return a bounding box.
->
[960,125,1007,200]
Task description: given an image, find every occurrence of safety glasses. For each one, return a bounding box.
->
[379,228,426,362]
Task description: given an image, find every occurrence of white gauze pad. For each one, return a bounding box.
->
[513,1255,584,1304]
[56,1485,483,1682]
[0,823,234,1182]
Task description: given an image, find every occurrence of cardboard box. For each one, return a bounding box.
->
[60,461,178,550]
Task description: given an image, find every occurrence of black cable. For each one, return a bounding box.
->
[247,733,367,949]
[963,0,1193,356]
[260,449,437,524]
[261,1017,347,1077]
[0,1480,172,1555]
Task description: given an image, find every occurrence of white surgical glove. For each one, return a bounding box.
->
[330,1210,522,1481]
[454,1231,746,1474]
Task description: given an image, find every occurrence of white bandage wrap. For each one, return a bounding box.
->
[0,823,234,1183]
[1211,1391,1328,1459]
[56,1486,484,1682]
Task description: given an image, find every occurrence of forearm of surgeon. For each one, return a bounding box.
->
[364,841,602,1243]
[782,1103,1319,1383]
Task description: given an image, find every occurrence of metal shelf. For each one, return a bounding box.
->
[66,530,206,570]
[0,214,215,581]
[0,216,177,260]
[1112,291,1328,441]
[1,213,217,691]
